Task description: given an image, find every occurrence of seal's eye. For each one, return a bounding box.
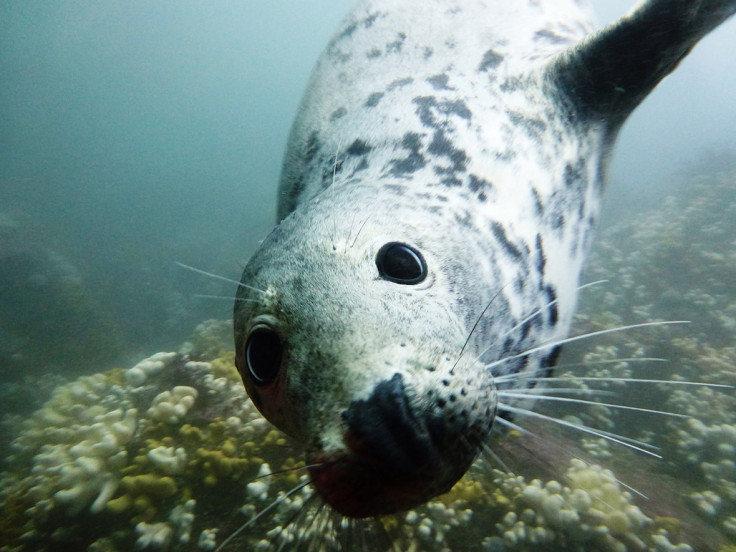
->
[245,328,282,385]
[376,242,427,285]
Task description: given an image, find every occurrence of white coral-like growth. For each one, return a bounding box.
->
[135,521,173,550]
[146,386,198,424]
[124,352,177,387]
[148,446,187,475]
[20,383,138,517]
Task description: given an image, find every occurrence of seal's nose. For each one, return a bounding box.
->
[342,373,444,477]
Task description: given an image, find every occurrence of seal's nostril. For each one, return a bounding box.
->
[343,373,440,476]
[245,328,282,385]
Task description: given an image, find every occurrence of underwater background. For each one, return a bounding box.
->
[1,1,736,551]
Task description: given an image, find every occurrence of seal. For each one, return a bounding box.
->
[233,0,736,518]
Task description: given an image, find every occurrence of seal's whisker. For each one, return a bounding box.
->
[213,480,310,552]
[494,279,610,354]
[274,491,321,552]
[247,462,322,484]
[496,374,733,389]
[451,283,510,374]
[493,416,650,500]
[293,501,328,552]
[498,387,614,396]
[552,357,668,370]
[475,279,609,363]
[350,216,371,248]
[328,142,343,250]
[193,294,261,303]
[480,440,514,473]
[175,261,266,295]
[497,392,690,418]
[498,403,662,458]
[485,320,690,373]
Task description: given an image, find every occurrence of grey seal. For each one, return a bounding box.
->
[233,0,736,517]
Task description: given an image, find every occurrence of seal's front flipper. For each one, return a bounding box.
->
[552,0,736,126]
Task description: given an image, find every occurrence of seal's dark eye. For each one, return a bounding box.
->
[376,242,427,285]
[245,328,282,385]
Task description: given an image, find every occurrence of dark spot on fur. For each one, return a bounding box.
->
[564,160,585,188]
[385,184,406,195]
[363,13,380,27]
[427,74,453,90]
[535,234,546,276]
[468,174,491,192]
[346,139,372,156]
[365,92,384,107]
[532,189,544,216]
[386,33,406,53]
[545,285,559,326]
[351,158,369,175]
[540,346,562,378]
[500,77,523,92]
[535,29,570,44]
[508,110,547,137]
[491,222,523,260]
[389,132,427,176]
[520,319,532,342]
[515,276,525,293]
[552,212,565,230]
[388,77,414,90]
[428,130,468,172]
[478,49,504,71]
[339,22,358,39]
[454,211,472,227]
[330,107,347,121]
[305,132,320,163]
[423,47,433,59]
[367,48,382,59]
[413,96,472,128]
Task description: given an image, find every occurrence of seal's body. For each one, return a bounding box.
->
[234,0,736,518]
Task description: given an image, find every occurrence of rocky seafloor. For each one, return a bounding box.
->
[1,163,735,552]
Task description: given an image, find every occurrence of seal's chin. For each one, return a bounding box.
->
[306,373,485,518]
[307,436,475,518]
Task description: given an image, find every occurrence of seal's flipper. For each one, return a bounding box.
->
[553,0,736,125]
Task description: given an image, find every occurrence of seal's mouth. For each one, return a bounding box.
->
[306,373,484,518]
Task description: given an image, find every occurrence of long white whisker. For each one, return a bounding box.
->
[493,417,649,500]
[497,392,689,418]
[477,280,609,363]
[248,463,323,483]
[486,321,689,372]
[176,262,266,295]
[452,284,509,374]
[350,216,371,248]
[504,280,609,342]
[480,441,514,473]
[499,387,615,396]
[496,375,733,389]
[498,403,662,458]
[274,491,320,552]
[553,357,668,370]
[214,480,310,552]
[193,294,260,303]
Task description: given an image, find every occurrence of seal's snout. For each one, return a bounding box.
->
[308,371,488,518]
[342,373,442,478]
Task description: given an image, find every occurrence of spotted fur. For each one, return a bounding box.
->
[234,0,736,517]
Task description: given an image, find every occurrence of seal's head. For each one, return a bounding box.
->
[233,188,500,518]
